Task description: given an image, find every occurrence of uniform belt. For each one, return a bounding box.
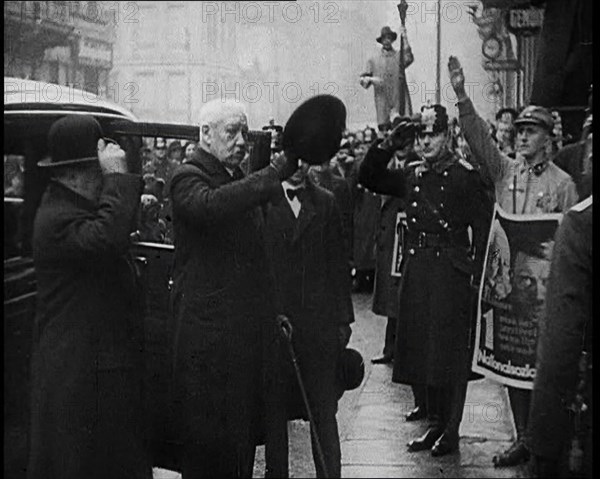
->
[405,230,469,249]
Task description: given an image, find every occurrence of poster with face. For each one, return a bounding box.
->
[472,205,561,389]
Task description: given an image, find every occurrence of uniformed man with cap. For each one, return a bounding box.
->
[359,104,493,457]
[448,56,578,467]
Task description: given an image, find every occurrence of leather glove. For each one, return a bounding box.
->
[338,324,352,350]
[270,151,299,180]
[379,119,416,152]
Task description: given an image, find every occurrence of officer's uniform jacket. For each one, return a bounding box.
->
[359,144,493,386]
[458,97,578,214]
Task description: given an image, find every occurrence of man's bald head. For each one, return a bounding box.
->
[197,100,249,169]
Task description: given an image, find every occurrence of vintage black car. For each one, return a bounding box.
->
[4,77,271,477]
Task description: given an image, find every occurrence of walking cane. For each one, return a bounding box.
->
[277,315,330,478]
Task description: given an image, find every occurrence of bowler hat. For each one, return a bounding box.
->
[418,104,449,135]
[282,95,347,165]
[336,348,365,398]
[38,115,103,168]
[514,105,554,133]
[377,26,398,44]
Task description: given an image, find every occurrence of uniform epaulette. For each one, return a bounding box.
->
[570,195,592,212]
[457,158,474,171]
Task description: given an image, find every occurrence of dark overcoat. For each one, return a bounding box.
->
[169,149,281,455]
[529,197,592,475]
[359,145,491,387]
[28,175,149,479]
[263,182,355,414]
[309,168,354,264]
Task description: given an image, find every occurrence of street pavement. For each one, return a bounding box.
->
[154,293,528,478]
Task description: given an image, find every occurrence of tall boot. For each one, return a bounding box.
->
[431,382,467,456]
[493,386,531,467]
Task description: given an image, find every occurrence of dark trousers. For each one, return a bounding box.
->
[411,383,427,410]
[182,441,256,479]
[382,316,397,357]
[265,402,340,478]
[507,386,531,443]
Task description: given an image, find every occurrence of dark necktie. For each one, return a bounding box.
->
[286,188,306,201]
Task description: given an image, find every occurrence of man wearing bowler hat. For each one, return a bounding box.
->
[262,95,355,478]
[449,56,578,467]
[359,105,493,457]
[27,116,151,479]
[360,24,414,132]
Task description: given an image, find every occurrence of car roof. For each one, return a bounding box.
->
[4,77,137,120]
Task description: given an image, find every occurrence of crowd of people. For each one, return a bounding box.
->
[22,48,592,479]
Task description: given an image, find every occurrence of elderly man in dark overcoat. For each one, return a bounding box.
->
[359,107,492,457]
[27,116,150,479]
[262,159,354,478]
[169,99,298,478]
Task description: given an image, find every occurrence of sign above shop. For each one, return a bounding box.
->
[78,38,112,67]
[507,7,544,35]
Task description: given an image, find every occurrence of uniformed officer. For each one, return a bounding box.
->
[528,194,593,478]
[448,56,579,467]
[359,105,493,457]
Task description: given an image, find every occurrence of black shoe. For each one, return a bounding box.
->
[493,440,530,467]
[405,406,427,421]
[431,432,459,457]
[371,355,393,364]
[407,427,444,452]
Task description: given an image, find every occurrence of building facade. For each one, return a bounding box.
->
[4,1,116,95]
[110,1,240,124]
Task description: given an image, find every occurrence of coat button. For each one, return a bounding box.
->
[414,186,420,192]
[411,201,417,207]
[411,217,417,223]
[439,202,445,208]
[409,248,415,255]
[440,186,445,191]
[443,171,449,177]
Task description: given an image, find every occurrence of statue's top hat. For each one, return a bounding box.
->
[282,95,347,166]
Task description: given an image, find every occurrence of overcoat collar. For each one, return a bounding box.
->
[46,179,98,211]
[184,147,243,185]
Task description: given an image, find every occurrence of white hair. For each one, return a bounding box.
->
[197,99,247,128]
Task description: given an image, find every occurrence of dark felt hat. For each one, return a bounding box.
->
[377,26,398,44]
[38,115,103,168]
[282,94,347,165]
[336,348,365,398]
